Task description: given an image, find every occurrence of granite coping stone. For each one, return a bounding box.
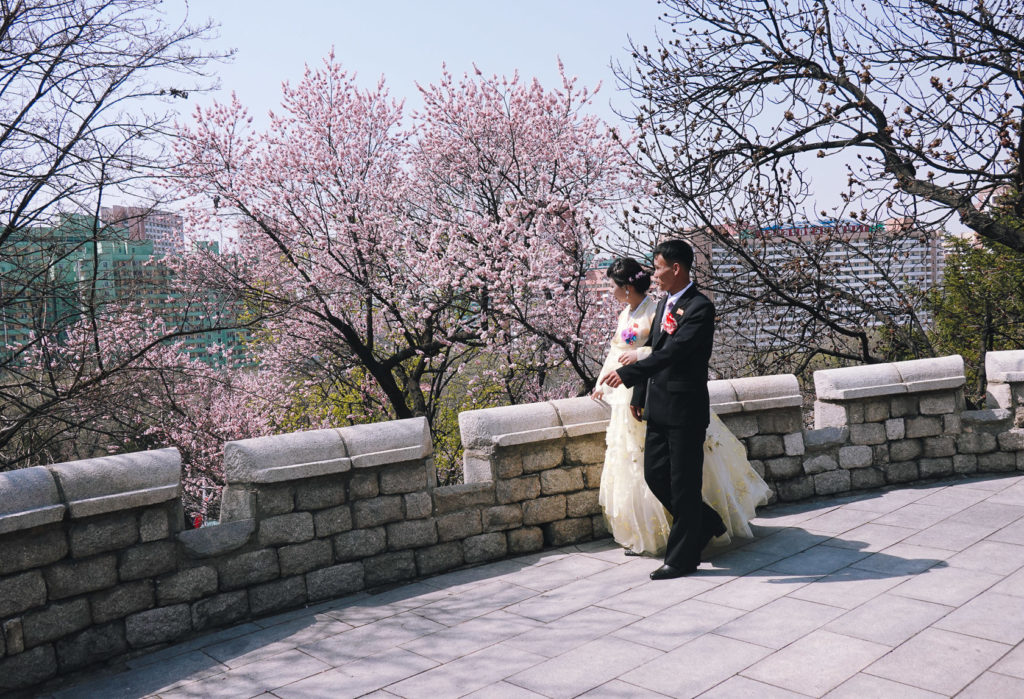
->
[0,466,64,535]
[46,449,180,519]
[987,349,1024,383]
[815,355,965,401]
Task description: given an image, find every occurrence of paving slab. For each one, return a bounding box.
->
[44,475,1024,699]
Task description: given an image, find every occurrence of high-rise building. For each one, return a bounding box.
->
[683,218,946,345]
[101,205,185,256]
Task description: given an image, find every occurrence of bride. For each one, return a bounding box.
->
[592,257,770,556]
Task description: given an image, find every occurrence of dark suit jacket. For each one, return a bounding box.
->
[616,284,714,428]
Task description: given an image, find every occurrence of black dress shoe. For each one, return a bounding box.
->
[624,549,642,557]
[649,563,696,580]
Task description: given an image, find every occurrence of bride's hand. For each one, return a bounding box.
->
[618,350,638,366]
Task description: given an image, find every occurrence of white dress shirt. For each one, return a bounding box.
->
[662,281,693,322]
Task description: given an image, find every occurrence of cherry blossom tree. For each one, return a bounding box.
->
[174,56,636,442]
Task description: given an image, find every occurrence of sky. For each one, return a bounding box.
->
[182,1,663,129]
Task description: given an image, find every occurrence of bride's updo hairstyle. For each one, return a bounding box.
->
[606,257,651,294]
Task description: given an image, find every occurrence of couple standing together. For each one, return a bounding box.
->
[594,240,770,580]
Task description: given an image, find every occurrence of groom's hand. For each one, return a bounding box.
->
[600,370,623,388]
[629,405,643,422]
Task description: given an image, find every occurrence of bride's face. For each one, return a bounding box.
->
[612,283,630,304]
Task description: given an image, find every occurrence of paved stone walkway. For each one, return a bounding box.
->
[47,474,1024,698]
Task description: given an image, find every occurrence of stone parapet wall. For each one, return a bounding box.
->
[3,350,1024,692]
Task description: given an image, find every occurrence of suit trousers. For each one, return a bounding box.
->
[644,420,724,569]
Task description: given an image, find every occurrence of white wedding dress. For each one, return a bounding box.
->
[594,296,771,554]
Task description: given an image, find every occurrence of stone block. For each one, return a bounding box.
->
[3,617,23,654]
[352,496,403,529]
[543,518,593,547]
[0,527,68,576]
[279,539,333,576]
[850,467,885,490]
[720,414,758,439]
[1019,451,1024,469]
[756,410,802,434]
[979,451,1017,472]
[749,460,766,478]
[954,454,979,474]
[919,457,953,479]
[349,472,379,500]
[386,519,437,550]
[564,434,606,465]
[249,576,307,616]
[482,505,524,531]
[55,622,126,672]
[566,490,601,518]
[847,402,865,424]
[804,427,849,450]
[0,571,46,618]
[436,510,482,542]
[306,562,364,601]
[783,432,805,456]
[415,543,464,576]
[139,508,170,543]
[872,444,890,464]
[905,416,942,438]
[492,451,523,479]
[540,467,584,495]
[313,504,353,537]
[463,533,507,563]
[294,479,347,511]
[999,429,1024,451]
[863,399,890,422]
[521,442,566,473]
[747,435,785,459]
[0,466,64,538]
[890,395,919,417]
[380,462,432,495]
[922,436,956,458]
[803,454,837,475]
[157,567,218,605]
[849,423,886,445]
[765,457,803,479]
[119,541,177,581]
[890,439,922,462]
[191,591,248,631]
[364,551,417,587]
[256,484,294,517]
[404,492,433,519]
[45,554,117,599]
[0,644,56,693]
[885,418,905,441]
[839,444,877,470]
[68,512,138,558]
[218,549,279,590]
[522,495,567,525]
[433,483,494,514]
[885,461,920,483]
[920,392,957,415]
[592,514,610,539]
[944,414,962,435]
[259,512,314,547]
[496,476,541,504]
[508,527,545,554]
[219,486,255,521]
[177,519,254,558]
[23,599,90,647]
[776,476,815,501]
[583,464,603,489]
[91,581,154,623]
[333,527,387,561]
[814,470,851,496]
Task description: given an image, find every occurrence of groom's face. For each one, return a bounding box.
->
[652,254,685,293]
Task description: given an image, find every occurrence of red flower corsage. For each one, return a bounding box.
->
[663,311,678,335]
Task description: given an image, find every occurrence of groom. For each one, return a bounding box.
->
[600,239,725,579]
